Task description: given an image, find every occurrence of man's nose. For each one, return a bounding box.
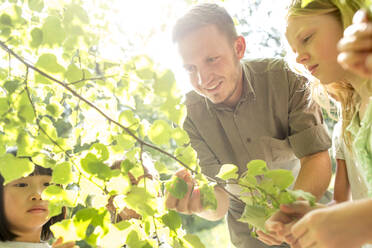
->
[196,68,213,87]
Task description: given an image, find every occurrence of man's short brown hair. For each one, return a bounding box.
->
[172,3,237,43]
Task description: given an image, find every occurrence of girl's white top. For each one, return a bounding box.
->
[0,241,51,248]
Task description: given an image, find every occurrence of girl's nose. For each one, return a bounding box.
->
[29,186,43,201]
[296,52,310,65]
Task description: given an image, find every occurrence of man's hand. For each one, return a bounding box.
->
[165,169,229,221]
[165,169,201,214]
[258,201,324,246]
[338,9,372,78]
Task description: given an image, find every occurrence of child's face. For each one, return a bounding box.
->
[286,14,353,84]
[3,175,51,234]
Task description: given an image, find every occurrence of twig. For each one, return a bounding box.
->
[68,75,118,85]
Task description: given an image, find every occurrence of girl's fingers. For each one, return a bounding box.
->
[352,9,369,24]
[52,238,76,248]
[344,22,372,38]
[338,52,372,78]
[338,36,372,52]
[52,237,63,247]
[256,230,283,246]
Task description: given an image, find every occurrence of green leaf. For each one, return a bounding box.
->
[183,234,206,248]
[264,169,294,190]
[51,162,73,185]
[114,220,131,231]
[238,204,274,230]
[278,192,296,205]
[106,174,131,195]
[301,0,314,8]
[0,14,12,26]
[46,101,64,118]
[174,145,197,169]
[239,174,257,187]
[246,160,267,176]
[124,186,157,216]
[120,159,135,173]
[119,110,139,130]
[0,27,10,37]
[34,72,52,84]
[35,53,65,74]
[161,210,182,231]
[30,28,43,48]
[287,189,316,205]
[171,127,190,146]
[165,176,188,200]
[39,117,58,140]
[50,219,79,242]
[216,164,239,180]
[65,63,84,83]
[16,131,36,157]
[42,186,76,216]
[65,4,89,24]
[32,153,56,168]
[112,133,136,152]
[259,178,277,195]
[154,161,168,174]
[3,80,20,94]
[0,154,34,184]
[154,69,175,97]
[200,183,217,210]
[126,230,146,248]
[81,153,112,180]
[0,97,9,115]
[16,91,35,123]
[89,143,109,161]
[42,16,66,46]
[148,120,171,145]
[73,208,98,239]
[28,0,44,12]
[136,67,154,80]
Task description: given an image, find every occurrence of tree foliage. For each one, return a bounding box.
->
[0,0,205,247]
[3,0,370,247]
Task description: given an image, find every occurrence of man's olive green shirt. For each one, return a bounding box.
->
[183,58,331,248]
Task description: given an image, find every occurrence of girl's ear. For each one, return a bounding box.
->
[234,36,246,59]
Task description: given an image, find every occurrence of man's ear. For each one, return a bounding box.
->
[234,36,246,59]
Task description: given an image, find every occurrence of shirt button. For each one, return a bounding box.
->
[246,138,251,143]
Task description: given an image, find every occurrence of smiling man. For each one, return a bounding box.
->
[165,3,332,248]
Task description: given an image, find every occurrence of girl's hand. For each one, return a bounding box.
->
[291,200,372,248]
[258,201,320,246]
[338,9,372,78]
[52,237,78,248]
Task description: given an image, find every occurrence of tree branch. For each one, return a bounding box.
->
[0,40,244,205]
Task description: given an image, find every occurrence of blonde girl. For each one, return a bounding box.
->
[258,1,372,247]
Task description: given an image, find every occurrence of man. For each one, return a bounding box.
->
[165,3,332,248]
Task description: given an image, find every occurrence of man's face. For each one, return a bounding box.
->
[178,25,245,107]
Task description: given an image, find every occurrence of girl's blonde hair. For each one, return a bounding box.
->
[286,0,365,150]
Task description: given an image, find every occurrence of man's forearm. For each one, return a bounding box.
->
[196,186,229,221]
[295,150,332,200]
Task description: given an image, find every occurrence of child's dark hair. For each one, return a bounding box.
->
[0,149,66,241]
